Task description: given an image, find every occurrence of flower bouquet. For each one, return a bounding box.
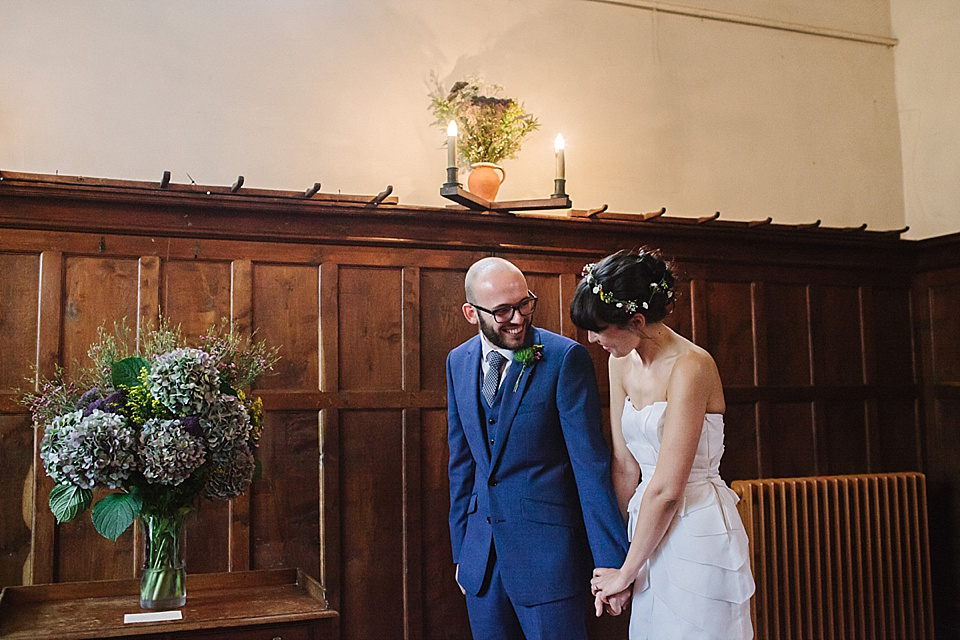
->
[429,74,540,167]
[21,320,278,609]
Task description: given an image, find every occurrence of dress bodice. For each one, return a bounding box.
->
[621,399,725,481]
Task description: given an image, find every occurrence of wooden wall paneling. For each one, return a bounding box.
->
[403,408,423,640]
[339,409,405,640]
[559,271,578,341]
[871,399,921,472]
[338,266,403,391]
[928,281,960,383]
[403,267,421,393]
[930,397,960,637]
[752,281,767,389]
[250,410,320,575]
[319,407,340,611]
[760,403,817,477]
[722,402,761,482]
[813,285,866,387]
[689,277,708,348]
[918,263,960,638]
[29,251,61,585]
[160,259,232,338]
[872,287,916,387]
[817,401,869,474]
[57,254,139,583]
[137,256,160,335]
[764,283,813,387]
[704,280,756,387]
[419,408,471,639]
[61,255,139,378]
[254,263,321,392]
[320,262,338,394]
[401,266,423,638]
[318,262,339,611]
[0,253,39,587]
[0,414,33,588]
[0,252,40,396]
[419,268,473,394]
[229,259,253,572]
[665,279,693,342]
[525,272,562,336]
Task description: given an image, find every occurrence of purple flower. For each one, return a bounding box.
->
[83,388,127,417]
[179,416,203,439]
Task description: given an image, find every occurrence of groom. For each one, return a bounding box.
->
[447,257,629,639]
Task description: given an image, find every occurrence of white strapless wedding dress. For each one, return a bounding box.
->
[622,400,755,640]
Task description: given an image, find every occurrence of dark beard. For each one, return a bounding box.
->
[477,313,530,350]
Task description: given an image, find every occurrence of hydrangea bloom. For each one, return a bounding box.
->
[44,409,139,490]
[204,443,255,500]
[147,348,220,416]
[140,418,207,486]
[40,409,86,485]
[200,394,252,451]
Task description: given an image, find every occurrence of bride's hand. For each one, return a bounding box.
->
[591,567,633,600]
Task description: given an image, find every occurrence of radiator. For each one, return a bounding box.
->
[731,473,934,640]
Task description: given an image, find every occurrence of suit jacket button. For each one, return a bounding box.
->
[490,480,498,487]
[486,516,491,523]
[488,418,495,424]
[489,438,495,445]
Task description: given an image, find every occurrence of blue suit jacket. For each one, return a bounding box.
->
[447,327,628,606]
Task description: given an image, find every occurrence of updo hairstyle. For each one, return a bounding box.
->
[570,248,676,332]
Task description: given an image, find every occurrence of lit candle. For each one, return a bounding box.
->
[554,134,565,181]
[447,121,458,169]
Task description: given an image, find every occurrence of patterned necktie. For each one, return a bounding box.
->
[482,351,505,406]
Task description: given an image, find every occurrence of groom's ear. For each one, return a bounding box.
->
[463,303,480,325]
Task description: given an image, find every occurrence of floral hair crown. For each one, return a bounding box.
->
[581,262,674,313]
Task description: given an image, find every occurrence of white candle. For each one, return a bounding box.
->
[554,134,565,180]
[447,121,458,169]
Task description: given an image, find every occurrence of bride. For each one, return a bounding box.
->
[570,249,754,640]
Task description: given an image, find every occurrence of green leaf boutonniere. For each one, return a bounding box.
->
[512,344,544,392]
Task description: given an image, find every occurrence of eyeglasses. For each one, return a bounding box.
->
[470,291,538,324]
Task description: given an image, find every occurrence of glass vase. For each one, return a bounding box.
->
[139,511,186,609]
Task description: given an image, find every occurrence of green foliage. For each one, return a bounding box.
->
[92,490,143,540]
[49,483,93,523]
[111,357,150,388]
[429,74,540,166]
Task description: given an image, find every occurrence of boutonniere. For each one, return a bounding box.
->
[512,344,544,391]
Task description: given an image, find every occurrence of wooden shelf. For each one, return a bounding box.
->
[0,568,338,639]
[440,184,571,213]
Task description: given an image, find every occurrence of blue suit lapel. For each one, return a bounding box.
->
[455,336,490,466]
[490,328,541,469]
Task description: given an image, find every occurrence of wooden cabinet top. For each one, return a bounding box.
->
[0,568,337,639]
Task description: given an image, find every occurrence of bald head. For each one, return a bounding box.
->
[465,257,525,302]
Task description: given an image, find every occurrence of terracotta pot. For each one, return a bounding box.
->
[467,163,506,202]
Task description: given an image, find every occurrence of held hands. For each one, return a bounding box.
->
[591,567,633,617]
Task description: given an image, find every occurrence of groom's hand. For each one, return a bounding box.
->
[603,587,631,616]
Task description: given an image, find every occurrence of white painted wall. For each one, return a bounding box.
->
[891,0,960,239]
[1,0,948,236]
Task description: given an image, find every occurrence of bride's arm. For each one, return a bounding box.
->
[608,355,640,520]
[592,351,716,596]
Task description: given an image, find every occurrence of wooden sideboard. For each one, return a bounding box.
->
[0,568,338,639]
